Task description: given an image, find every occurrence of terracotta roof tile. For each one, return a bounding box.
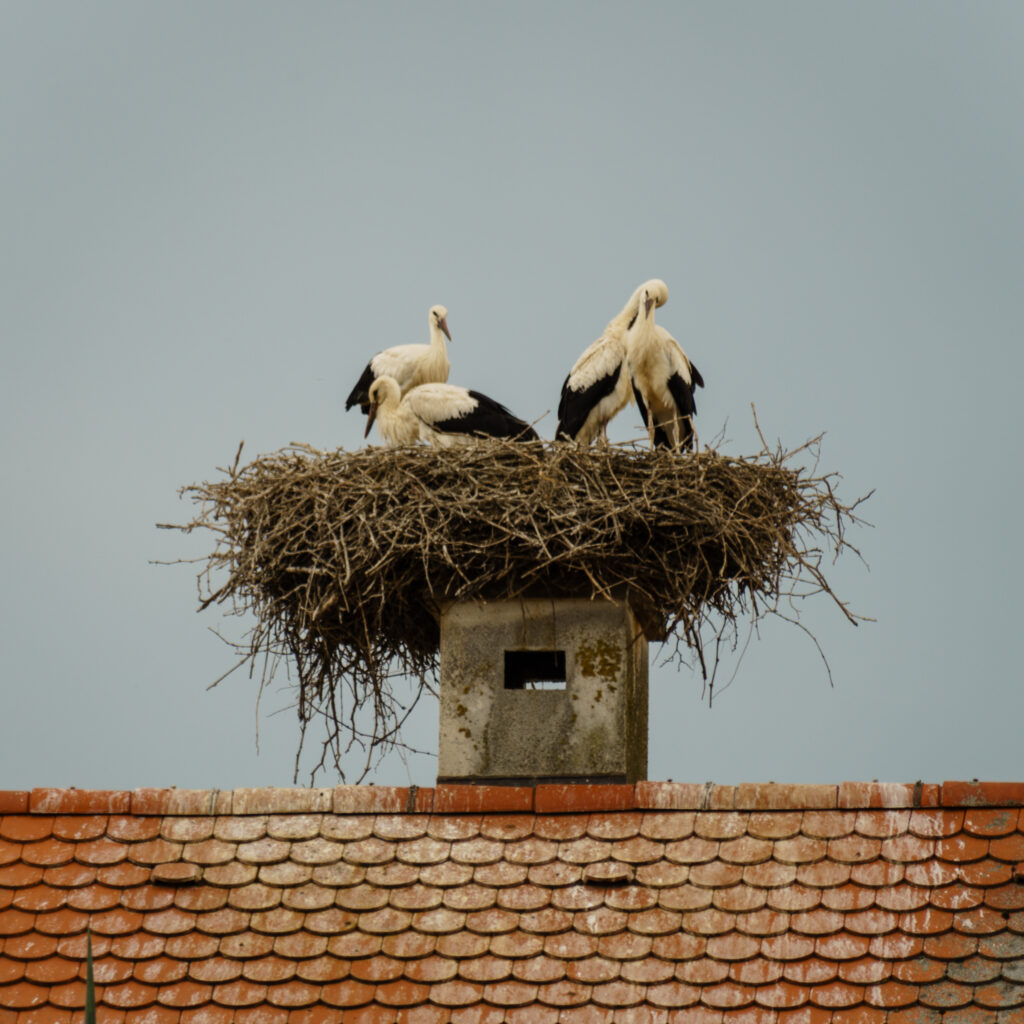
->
[393,883,446,912]
[450,840,503,866]
[219,931,275,959]
[7,782,1024,1018]
[398,838,452,867]
[663,836,716,865]
[819,883,873,912]
[498,884,552,912]
[188,956,242,983]
[38,864,86,888]
[426,818,482,843]
[404,954,459,983]
[587,813,643,841]
[414,907,469,934]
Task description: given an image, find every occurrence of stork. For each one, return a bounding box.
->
[346,304,451,414]
[556,280,668,444]
[626,281,705,451]
[363,376,422,447]
[405,382,539,446]
[364,376,537,447]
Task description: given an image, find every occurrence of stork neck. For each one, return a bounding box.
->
[429,323,449,351]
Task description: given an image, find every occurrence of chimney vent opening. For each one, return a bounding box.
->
[504,650,566,690]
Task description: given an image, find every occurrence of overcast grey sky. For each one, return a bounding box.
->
[2,2,1022,790]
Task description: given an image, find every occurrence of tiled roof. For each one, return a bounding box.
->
[2,781,1024,1023]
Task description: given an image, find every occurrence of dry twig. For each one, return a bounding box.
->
[165,434,869,781]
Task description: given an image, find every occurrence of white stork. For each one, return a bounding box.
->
[363,376,422,447]
[556,280,668,444]
[364,377,538,447]
[346,304,451,415]
[626,281,705,451]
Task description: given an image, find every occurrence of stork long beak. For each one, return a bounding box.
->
[644,295,655,316]
[440,317,451,342]
[364,402,378,439]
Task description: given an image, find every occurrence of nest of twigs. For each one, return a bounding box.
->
[167,430,868,781]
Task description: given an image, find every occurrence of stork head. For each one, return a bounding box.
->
[636,279,668,319]
[365,376,402,438]
[429,304,451,342]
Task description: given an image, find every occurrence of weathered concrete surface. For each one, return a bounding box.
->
[438,597,648,783]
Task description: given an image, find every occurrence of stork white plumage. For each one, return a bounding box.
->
[364,376,538,447]
[346,305,451,415]
[556,280,668,444]
[363,376,422,447]
[626,281,705,451]
[405,382,539,446]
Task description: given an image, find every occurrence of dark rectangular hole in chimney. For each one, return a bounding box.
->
[504,650,567,690]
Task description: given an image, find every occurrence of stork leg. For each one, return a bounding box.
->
[644,409,656,450]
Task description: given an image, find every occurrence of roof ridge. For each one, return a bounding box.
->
[2,780,1023,816]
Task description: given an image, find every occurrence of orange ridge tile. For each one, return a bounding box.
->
[434,787,533,815]
[838,783,918,809]
[735,785,836,812]
[330,787,409,814]
[942,781,1024,807]
[131,790,231,818]
[30,790,131,815]
[634,783,703,811]
[534,786,634,815]
[232,790,331,816]
[0,793,30,815]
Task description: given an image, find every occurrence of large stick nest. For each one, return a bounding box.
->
[169,431,868,781]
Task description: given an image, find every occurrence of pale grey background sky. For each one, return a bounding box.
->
[2,2,1022,790]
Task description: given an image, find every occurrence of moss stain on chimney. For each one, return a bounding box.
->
[576,634,622,681]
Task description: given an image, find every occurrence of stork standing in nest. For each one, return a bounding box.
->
[346,305,451,415]
[556,280,668,444]
[626,281,704,450]
[365,377,538,447]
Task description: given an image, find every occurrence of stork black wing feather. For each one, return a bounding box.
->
[556,363,622,441]
[632,381,650,429]
[666,371,697,450]
[432,391,538,441]
[345,362,376,414]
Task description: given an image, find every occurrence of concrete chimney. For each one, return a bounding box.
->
[437,596,648,785]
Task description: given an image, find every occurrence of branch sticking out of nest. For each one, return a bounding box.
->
[164,428,869,782]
